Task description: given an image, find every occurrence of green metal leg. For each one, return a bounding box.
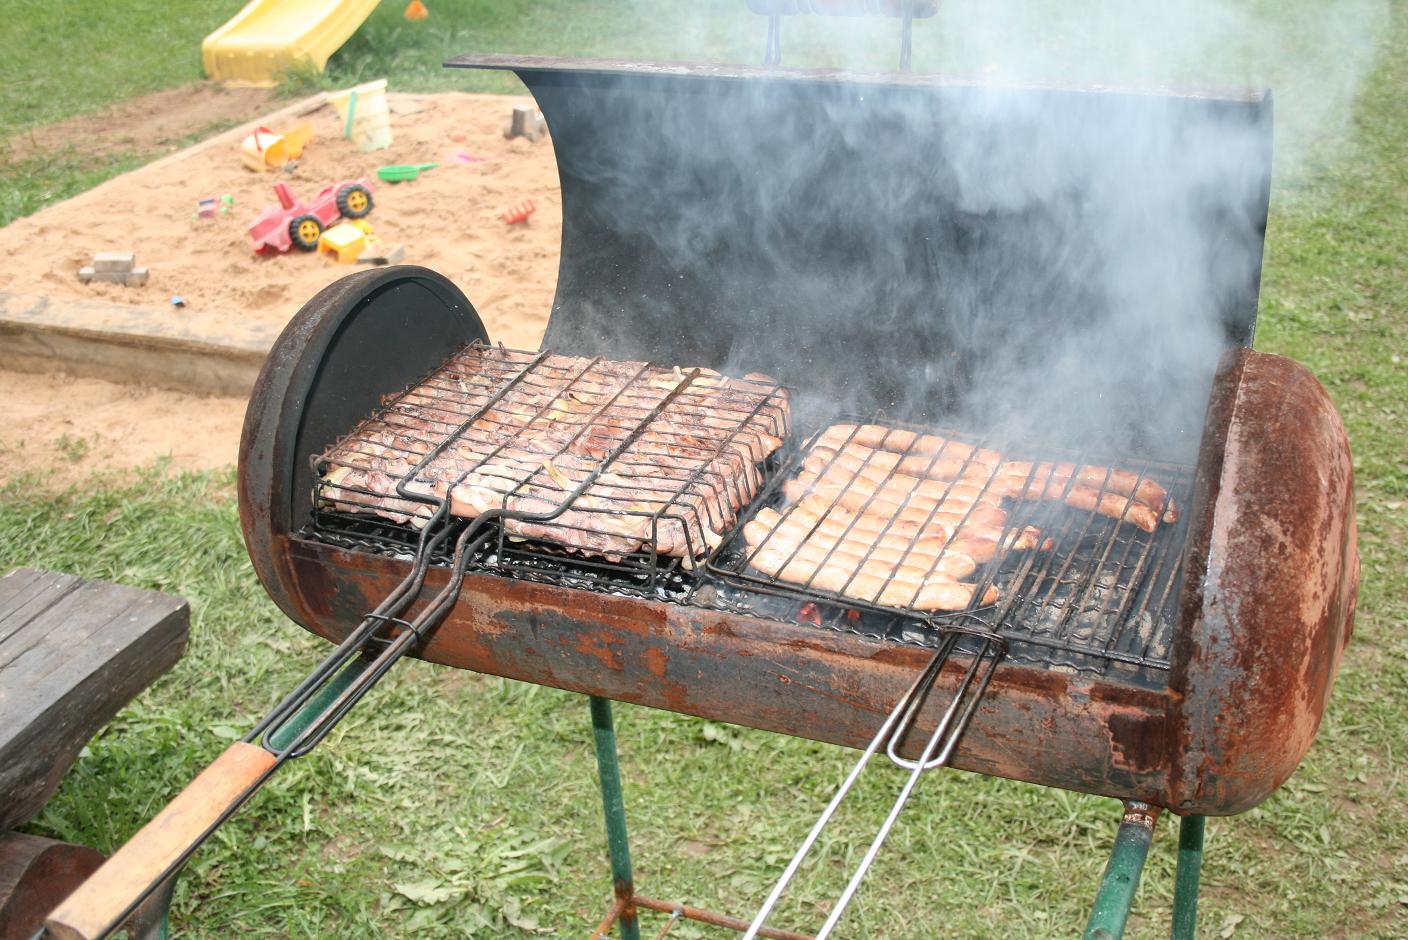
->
[1170,815,1206,940]
[1084,802,1161,940]
[590,696,641,940]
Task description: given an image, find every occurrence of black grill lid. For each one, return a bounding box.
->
[446,54,1272,458]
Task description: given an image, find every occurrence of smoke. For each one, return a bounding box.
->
[529,1,1387,461]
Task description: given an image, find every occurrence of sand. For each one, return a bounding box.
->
[0,370,248,489]
[0,91,561,352]
[0,90,563,487]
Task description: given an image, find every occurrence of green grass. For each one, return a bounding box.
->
[0,0,247,136]
[0,1,1388,224]
[0,0,249,223]
[3,1,1408,937]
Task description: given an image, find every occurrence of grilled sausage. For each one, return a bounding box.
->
[799,456,1002,506]
[816,424,1003,469]
[747,545,997,611]
[807,442,998,486]
[745,514,979,580]
[783,479,1009,528]
[996,460,1176,523]
[810,436,1174,530]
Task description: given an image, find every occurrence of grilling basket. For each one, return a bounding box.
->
[44,54,1357,940]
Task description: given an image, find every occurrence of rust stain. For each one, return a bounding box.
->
[1106,710,1167,774]
[641,646,669,680]
[1168,350,1357,814]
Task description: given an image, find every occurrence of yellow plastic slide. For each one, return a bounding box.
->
[202,0,381,86]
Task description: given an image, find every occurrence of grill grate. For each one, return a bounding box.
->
[304,344,1193,678]
[705,420,1194,675]
[311,342,791,591]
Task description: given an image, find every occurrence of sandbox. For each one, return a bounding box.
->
[0,91,562,394]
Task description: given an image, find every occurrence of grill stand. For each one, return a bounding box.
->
[1083,802,1160,939]
[1172,815,1207,940]
[585,693,1209,940]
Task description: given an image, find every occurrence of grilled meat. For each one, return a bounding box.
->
[742,420,1167,614]
[810,426,1176,530]
[318,345,790,560]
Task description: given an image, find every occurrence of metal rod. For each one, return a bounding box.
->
[634,896,813,940]
[249,516,453,742]
[764,14,781,65]
[591,696,641,940]
[743,630,1003,940]
[1083,802,1161,940]
[816,638,1001,939]
[650,904,682,940]
[884,634,1003,770]
[899,3,915,72]
[1170,815,1206,940]
[739,639,950,940]
[264,653,374,753]
[590,897,628,940]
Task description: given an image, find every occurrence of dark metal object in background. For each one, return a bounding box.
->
[746,1,939,70]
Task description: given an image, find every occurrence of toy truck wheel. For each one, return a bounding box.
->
[336,184,373,219]
[289,215,323,251]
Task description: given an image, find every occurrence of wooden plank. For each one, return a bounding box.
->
[0,569,189,831]
[0,569,82,648]
[0,585,160,675]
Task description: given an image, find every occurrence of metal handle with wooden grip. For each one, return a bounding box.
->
[45,742,277,940]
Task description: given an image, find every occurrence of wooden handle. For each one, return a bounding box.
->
[45,742,276,940]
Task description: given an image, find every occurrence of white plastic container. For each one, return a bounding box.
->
[328,79,393,152]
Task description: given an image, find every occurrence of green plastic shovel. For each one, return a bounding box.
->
[376,163,439,183]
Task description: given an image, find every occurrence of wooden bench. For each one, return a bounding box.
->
[0,568,188,939]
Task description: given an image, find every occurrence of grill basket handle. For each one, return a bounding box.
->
[44,742,277,940]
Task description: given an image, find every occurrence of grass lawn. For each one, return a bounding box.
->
[2,1,1406,938]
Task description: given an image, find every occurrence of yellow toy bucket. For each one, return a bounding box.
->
[241,126,288,171]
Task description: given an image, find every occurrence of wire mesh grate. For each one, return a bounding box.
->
[705,418,1194,674]
[309,342,791,590]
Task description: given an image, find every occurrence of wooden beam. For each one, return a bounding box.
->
[0,568,189,831]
